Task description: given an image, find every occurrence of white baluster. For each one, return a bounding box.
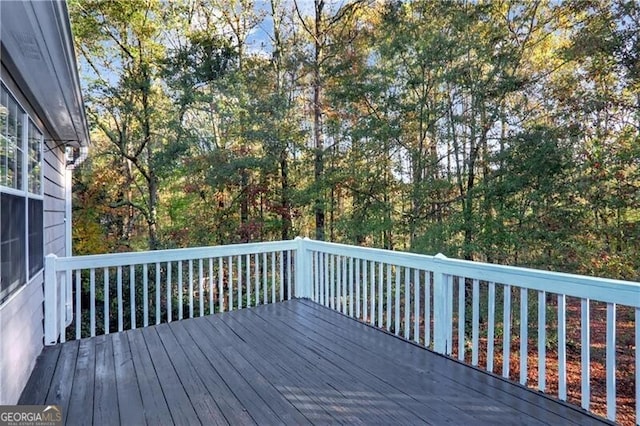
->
[104,267,109,334]
[130,265,136,329]
[363,259,368,320]
[370,261,375,325]
[117,266,123,332]
[218,257,224,312]
[471,279,479,366]
[155,263,161,324]
[558,294,566,400]
[520,288,528,385]
[606,302,616,421]
[271,252,276,304]
[246,254,251,307]
[458,276,465,361]
[75,270,81,340]
[424,272,431,347]
[254,254,259,307]
[143,264,148,327]
[189,259,194,318]
[209,258,214,313]
[200,258,205,316]
[581,298,590,410]
[237,256,242,310]
[178,261,183,319]
[228,256,233,310]
[413,269,420,343]
[167,262,172,322]
[355,258,360,318]
[279,251,284,302]
[387,265,392,332]
[395,266,400,336]
[502,285,511,378]
[487,282,495,373]
[405,268,410,340]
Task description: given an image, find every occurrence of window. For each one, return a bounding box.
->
[0,83,43,303]
[1,192,26,297]
[28,198,43,276]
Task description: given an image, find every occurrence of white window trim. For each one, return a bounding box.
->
[27,118,44,200]
[0,185,25,197]
[0,80,45,304]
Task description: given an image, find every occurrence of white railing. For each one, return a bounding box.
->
[303,239,640,425]
[45,240,300,345]
[44,237,639,424]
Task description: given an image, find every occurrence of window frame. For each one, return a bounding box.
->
[0,81,44,304]
[27,118,44,278]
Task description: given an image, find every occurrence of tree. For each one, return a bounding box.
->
[71,0,173,250]
[294,0,366,240]
[68,0,639,281]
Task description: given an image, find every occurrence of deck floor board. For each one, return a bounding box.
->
[20,299,609,425]
[127,329,174,426]
[18,345,61,405]
[66,338,96,425]
[44,339,79,419]
[112,331,146,426]
[92,334,119,426]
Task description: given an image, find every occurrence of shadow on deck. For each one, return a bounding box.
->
[20,299,608,425]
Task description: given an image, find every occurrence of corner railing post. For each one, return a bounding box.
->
[433,253,452,355]
[303,237,314,299]
[44,254,58,346]
[294,237,310,299]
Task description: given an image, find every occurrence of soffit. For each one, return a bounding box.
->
[0,0,89,148]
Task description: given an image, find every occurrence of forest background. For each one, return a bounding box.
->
[68,0,639,281]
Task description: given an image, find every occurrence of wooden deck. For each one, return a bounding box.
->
[20,299,608,425]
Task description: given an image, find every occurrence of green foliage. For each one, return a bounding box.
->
[70,0,640,280]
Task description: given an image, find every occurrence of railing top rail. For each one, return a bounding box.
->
[432,256,640,307]
[303,239,435,269]
[303,239,640,307]
[52,240,298,271]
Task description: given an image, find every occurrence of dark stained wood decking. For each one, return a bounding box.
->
[20,299,609,425]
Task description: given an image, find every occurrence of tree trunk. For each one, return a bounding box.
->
[240,169,249,242]
[141,62,159,251]
[148,173,159,250]
[280,151,291,241]
[313,0,325,241]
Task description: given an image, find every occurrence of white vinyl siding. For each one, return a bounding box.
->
[0,72,66,404]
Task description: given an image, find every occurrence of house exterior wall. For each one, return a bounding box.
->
[43,142,67,258]
[0,67,67,404]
